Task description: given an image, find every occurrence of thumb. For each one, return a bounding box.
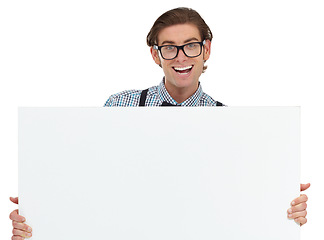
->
[10,197,18,204]
[300,183,311,191]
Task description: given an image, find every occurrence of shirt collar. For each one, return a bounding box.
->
[157,77,203,106]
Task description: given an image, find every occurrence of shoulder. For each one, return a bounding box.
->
[104,89,142,107]
[104,85,159,107]
[200,92,226,107]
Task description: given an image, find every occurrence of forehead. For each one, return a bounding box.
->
[157,23,201,45]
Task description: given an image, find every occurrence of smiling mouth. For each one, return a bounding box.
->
[173,65,193,75]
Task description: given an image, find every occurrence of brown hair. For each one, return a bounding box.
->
[147,7,213,72]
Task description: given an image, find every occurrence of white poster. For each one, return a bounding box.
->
[18,107,300,240]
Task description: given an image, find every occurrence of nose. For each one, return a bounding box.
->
[175,48,188,62]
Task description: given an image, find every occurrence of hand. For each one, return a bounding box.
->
[9,197,33,239]
[287,183,311,226]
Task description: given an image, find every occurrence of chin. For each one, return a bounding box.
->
[166,75,198,90]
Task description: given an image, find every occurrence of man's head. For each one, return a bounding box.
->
[147,8,213,100]
[147,7,213,56]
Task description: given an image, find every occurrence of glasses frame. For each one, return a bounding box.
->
[153,40,206,60]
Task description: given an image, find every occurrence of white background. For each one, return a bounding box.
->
[0,0,323,239]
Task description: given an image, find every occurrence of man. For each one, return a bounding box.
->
[9,7,310,239]
[105,7,218,107]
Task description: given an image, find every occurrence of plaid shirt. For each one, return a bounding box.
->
[104,78,224,107]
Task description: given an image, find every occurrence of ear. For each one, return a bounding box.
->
[203,39,211,61]
[150,47,161,65]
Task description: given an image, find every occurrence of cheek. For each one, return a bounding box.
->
[161,60,173,72]
[194,58,205,73]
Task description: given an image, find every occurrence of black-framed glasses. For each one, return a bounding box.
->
[153,40,206,60]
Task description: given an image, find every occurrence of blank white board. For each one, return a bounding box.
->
[19,107,300,240]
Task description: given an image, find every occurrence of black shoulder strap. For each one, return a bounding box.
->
[216,101,224,106]
[139,88,149,107]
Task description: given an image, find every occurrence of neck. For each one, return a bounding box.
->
[164,80,199,103]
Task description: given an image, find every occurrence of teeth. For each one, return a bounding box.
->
[174,66,193,71]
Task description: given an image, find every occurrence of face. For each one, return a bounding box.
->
[150,23,211,94]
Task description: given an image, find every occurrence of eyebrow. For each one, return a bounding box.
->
[161,37,200,46]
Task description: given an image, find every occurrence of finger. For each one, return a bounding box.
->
[9,210,26,222]
[10,197,19,204]
[300,183,311,191]
[291,194,308,206]
[288,202,307,214]
[12,236,25,240]
[12,221,32,233]
[287,210,307,219]
[294,217,307,226]
[13,229,32,238]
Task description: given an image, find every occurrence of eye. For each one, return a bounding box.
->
[187,43,198,49]
[164,46,175,51]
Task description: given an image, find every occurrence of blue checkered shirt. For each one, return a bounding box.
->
[104,78,224,107]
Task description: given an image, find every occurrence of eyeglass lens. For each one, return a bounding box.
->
[161,43,202,60]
